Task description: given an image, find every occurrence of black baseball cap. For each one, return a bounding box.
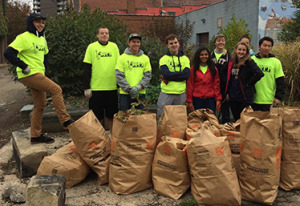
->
[128,33,142,42]
[30,13,47,21]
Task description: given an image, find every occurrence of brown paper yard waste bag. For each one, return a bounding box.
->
[37,142,90,188]
[239,111,282,205]
[271,107,300,191]
[186,125,241,205]
[152,137,190,199]
[219,120,241,153]
[109,112,157,194]
[68,110,111,185]
[186,109,220,140]
[157,105,187,142]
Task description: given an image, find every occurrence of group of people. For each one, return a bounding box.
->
[4,13,285,144]
[187,33,284,123]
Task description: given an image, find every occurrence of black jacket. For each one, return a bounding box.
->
[225,59,264,100]
[211,50,231,97]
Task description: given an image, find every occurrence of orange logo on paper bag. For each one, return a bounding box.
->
[215,146,224,156]
[146,141,153,150]
[111,141,115,150]
[190,124,198,130]
[171,130,180,138]
[227,131,235,139]
[164,145,172,155]
[276,147,282,170]
[68,144,78,153]
[254,148,263,158]
[89,142,99,150]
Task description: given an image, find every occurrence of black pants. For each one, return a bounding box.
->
[230,100,250,122]
[221,101,231,123]
[252,103,272,111]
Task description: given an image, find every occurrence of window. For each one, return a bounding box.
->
[217,17,223,28]
[167,11,176,16]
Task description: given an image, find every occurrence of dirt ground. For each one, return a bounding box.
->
[0,65,32,148]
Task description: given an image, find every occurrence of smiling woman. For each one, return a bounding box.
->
[223,41,264,121]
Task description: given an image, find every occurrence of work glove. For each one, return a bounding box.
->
[84,89,92,98]
[129,86,140,99]
[187,102,194,112]
[216,100,222,113]
[22,66,31,74]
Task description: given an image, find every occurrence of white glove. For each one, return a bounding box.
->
[84,89,92,98]
[22,66,31,74]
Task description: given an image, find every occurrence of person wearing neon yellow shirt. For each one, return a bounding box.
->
[4,13,73,144]
[252,36,285,111]
[83,27,119,131]
[156,34,190,118]
[115,33,152,111]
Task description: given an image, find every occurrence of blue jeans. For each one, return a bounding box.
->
[119,94,145,111]
[193,97,216,113]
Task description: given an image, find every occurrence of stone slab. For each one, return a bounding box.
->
[12,128,48,178]
[26,175,65,206]
[20,104,34,113]
[36,108,88,133]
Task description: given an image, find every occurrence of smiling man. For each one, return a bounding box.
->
[83,27,119,132]
[115,33,152,111]
[156,34,190,118]
[252,36,285,111]
[4,13,74,144]
[211,34,231,123]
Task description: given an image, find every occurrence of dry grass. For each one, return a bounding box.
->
[273,40,300,104]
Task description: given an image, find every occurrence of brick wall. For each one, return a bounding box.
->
[113,15,175,40]
[163,0,223,6]
[81,0,162,12]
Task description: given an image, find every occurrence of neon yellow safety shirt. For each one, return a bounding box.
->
[115,53,151,94]
[83,41,119,90]
[160,54,190,94]
[9,31,48,79]
[252,55,284,104]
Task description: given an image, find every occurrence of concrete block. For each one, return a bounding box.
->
[26,175,65,206]
[12,128,48,178]
[37,108,88,133]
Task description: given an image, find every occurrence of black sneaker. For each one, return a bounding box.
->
[63,119,75,130]
[31,134,55,144]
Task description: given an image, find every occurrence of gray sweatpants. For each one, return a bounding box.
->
[156,91,186,118]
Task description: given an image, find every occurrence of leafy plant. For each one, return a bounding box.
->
[146,84,161,105]
[278,1,300,42]
[175,19,195,49]
[45,5,128,96]
[140,36,166,86]
[217,14,251,53]
[272,40,300,103]
[6,1,31,44]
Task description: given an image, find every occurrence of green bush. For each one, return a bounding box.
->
[216,15,251,53]
[45,5,128,96]
[140,35,166,86]
[272,40,300,104]
[145,84,161,105]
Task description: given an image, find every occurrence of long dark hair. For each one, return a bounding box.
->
[193,47,216,77]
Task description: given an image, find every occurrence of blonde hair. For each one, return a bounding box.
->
[231,41,251,69]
